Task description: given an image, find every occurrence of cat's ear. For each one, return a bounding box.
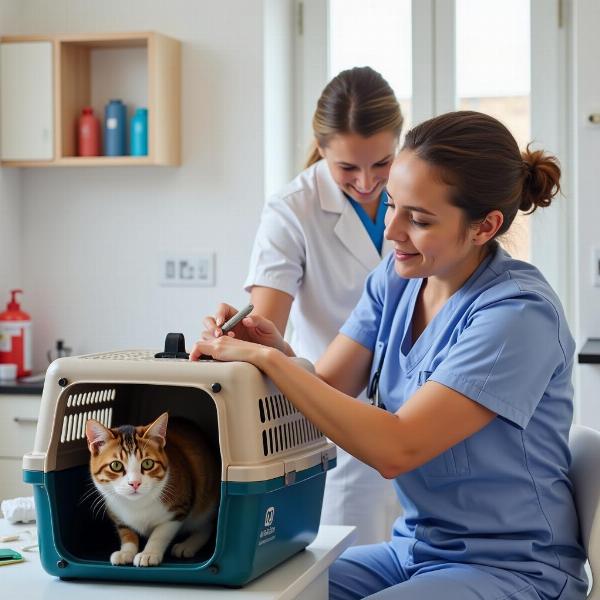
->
[143,412,168,448]
[85,419,114,456]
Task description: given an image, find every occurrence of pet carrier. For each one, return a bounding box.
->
[22,334,336,586]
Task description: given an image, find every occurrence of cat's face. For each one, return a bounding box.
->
[85,413,169,502]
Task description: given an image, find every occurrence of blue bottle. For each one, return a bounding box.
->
[104,99,127,156]
[130,108,148,156]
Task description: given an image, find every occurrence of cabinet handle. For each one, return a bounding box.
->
[13,417,38,424]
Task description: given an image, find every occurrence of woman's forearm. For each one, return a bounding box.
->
[256,348,407,478]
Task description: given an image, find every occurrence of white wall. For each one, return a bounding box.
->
[0,167,21,303]
[0,0,294,369]
[264,0,295,197]
[573,0,600,428]
[7,0,598,411]
[0,1,23,304]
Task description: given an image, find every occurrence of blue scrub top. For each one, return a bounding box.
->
[340,244,587,598]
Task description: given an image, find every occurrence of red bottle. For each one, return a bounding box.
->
[77,107,101,156]
[0,289,32,378]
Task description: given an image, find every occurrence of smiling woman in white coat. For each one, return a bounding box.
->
[204,67,403,545]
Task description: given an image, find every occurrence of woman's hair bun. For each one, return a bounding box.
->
[520,145,561,213]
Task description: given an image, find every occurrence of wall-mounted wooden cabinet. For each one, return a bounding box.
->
[0,32,180,167]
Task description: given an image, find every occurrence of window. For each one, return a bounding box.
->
[300,0,568,306]
[329,0,412,136]
[456,0,531,260]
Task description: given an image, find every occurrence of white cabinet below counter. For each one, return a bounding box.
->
[0,394,41,502]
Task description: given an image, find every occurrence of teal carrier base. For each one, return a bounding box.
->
[23,348,336,586]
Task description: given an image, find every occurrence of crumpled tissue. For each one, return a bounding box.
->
[0,496,36,524]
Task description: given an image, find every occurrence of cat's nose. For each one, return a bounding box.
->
[129,481,141,491]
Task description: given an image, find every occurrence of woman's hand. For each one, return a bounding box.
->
[201,303,243,339]
[200,303,292,355]
[189,334,277,367]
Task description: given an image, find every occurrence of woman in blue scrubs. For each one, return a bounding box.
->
[192,111,588,599]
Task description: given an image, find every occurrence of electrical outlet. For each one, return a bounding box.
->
[160,253,215,287]
[593,248,600,287]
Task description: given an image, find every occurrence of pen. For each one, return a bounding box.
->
[220,304,254,334]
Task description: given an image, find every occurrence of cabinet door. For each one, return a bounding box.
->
[0,394,40,459]
[0,458,32,501]
[0,41,54,161]
[0,394,40,501]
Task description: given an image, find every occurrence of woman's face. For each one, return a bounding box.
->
[319,131,398,206]
[384,150,491,284]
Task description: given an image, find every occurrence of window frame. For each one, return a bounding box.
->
[295,0,571,317]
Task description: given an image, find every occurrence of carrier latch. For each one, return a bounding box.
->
[154,333,190,359]
[321,451,329,472]
[284,470,296,486]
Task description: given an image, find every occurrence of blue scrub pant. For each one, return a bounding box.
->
[329,542,544,600]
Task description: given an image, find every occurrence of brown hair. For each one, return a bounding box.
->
[402,111,561,239]
[305,66,403,168]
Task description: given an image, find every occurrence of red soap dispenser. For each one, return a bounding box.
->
[0,289,32,378]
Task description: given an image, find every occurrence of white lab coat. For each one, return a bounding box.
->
[245,159,400,545]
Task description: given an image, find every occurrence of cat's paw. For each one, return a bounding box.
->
[171,540,198,558]
[110,549,136,565]
[134,551,163,567]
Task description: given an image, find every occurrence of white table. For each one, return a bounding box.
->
[0,519,355,600]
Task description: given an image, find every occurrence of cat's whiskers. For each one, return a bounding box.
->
[86,495,105,518]
[80,480,111,520]
[161,488,176,504]
[159,481,177,504]
[79,481,101,505]
[92,486,130,519]
[91,495,108,519]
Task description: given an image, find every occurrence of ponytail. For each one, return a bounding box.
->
[519,144,561,214]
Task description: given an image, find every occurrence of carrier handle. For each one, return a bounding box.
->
[154,332,212,360]
[154,332,190,359]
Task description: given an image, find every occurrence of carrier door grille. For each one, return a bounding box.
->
[258,394,324,457]
[60,388,116,443]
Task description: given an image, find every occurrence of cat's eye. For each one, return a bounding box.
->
[141,458,155,470]
[110,461,124,472]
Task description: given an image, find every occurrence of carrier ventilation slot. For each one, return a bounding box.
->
[60,388,116,444]
[258,394,324,457]
[258,394,297,423]
[82,350,155,361]
[66,388,116,407]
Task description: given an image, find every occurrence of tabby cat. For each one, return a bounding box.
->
[85,412,220,567]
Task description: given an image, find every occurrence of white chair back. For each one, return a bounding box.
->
[570,424,600,599]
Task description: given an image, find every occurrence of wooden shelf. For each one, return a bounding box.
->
[2,156,156,168]
[58,156,155,167]
[578,338,600,364]
[0,32,180,167]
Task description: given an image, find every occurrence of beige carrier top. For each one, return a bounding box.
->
[23,350,336,483]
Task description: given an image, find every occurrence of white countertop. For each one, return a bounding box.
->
[0,519,355,600]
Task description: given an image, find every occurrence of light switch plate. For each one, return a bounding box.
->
[160,253,215,287]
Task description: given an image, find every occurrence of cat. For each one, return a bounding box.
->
[85,412,220,567]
